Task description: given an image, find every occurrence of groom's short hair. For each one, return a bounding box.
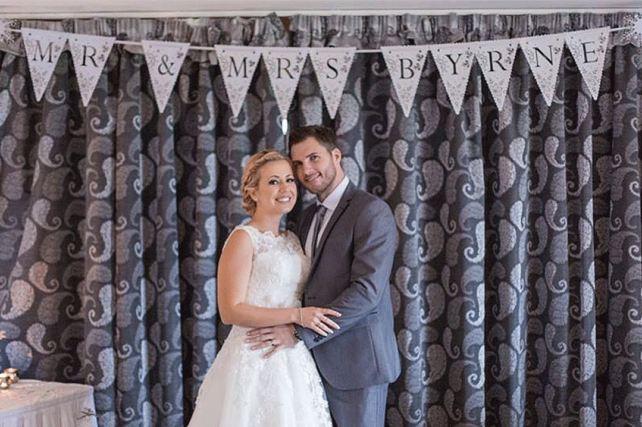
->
[288,125,339,154]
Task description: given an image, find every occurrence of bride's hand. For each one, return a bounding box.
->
[297,307,341,336]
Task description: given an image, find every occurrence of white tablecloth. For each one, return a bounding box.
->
[0,379,98,427]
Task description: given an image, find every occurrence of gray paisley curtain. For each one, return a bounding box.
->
[0,11,640,427]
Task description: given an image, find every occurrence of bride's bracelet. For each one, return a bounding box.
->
[298,307,303,325]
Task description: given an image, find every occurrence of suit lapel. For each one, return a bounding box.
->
[311,182,356,267]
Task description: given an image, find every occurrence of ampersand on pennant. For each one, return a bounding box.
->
[158,54,175,75]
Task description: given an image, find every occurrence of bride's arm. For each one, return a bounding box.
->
[217,229,339,333]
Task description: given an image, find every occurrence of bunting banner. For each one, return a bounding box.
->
[141,40,190,112]
[431,43,475,115]
[68,34,115,106]
[475,39,519,111]
[216,45,262,118]
[11,24,630,115]
[263,48,308,118]
[520,34,565,106]
[565,28,610,100]
[381,45,428,117]
[22,28,68,101]
[310,47,356,119]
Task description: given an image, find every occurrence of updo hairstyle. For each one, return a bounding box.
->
[240,150,293,216]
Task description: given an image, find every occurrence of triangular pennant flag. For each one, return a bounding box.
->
[309,47,356,119]
[22,28,68,101]
[475,39,519,111]
[263,48,309,118]
[430,43,475,114]
[141,40,190,112]
[215,45,262,118]
[68,34,115,107]
[381,45,428,117]
[565,28,610,100]
[520,34,565,106]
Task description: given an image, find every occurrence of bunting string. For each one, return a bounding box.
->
[3,24,634,54]
[1,15,641,116]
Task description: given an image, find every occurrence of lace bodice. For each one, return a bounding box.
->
[233,225,310,309]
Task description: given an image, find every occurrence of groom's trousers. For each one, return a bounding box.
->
[322,378,388,427]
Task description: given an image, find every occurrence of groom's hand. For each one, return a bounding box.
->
[246,324,297,358]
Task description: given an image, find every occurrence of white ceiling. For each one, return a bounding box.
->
[0,0,639,17]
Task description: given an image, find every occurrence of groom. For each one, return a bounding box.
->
[247,125,400,427]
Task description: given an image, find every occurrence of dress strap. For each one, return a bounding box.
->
[234,225,258,245]
[220,225,257,253]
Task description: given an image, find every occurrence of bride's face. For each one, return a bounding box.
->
[251,160,297,216]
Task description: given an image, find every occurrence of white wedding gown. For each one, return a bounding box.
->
[188,225,332,427]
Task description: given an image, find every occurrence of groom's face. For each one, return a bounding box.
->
[290,136,342,202]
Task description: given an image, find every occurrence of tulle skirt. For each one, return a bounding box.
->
[188,326,332,427]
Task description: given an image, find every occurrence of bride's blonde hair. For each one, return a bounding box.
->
[241,150,293,216]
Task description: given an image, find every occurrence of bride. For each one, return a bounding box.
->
[188,150,339,427]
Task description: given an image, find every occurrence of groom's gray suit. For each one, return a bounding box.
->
[295,181,401,426]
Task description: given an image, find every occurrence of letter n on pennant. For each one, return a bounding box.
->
[520,34,565,106]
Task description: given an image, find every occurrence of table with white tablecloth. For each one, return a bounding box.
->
[0,379,98,427]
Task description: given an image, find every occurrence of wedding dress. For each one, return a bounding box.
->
[188,225,332,427]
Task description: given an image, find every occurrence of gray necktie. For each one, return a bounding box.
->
[311,205,327,257]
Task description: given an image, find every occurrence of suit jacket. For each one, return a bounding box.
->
[296,181,401,390]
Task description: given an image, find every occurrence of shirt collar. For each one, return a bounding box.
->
[319,176,349,211]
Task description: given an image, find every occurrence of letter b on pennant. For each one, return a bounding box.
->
[381,46,428,117]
